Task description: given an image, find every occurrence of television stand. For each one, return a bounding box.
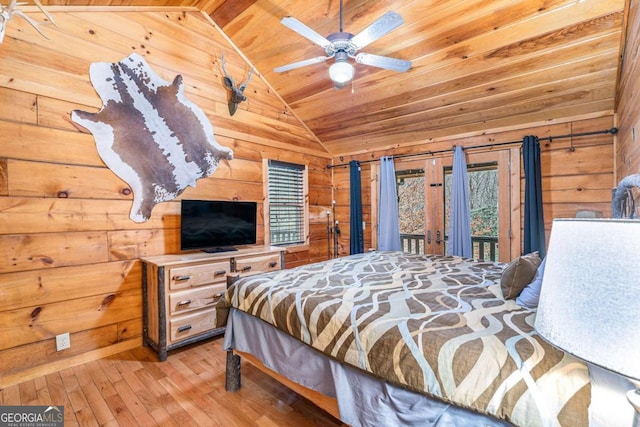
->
[203,247,238,253]
[140,246,285,361]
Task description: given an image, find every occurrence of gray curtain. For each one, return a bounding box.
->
[447,146,472,258]
[349,160,364,254]
[378,156,401,251]
[523,135,546,258]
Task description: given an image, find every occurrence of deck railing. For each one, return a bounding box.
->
[400,234,498,261]
[470,236,498,261]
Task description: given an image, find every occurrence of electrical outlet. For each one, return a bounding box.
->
[56,332,70,351]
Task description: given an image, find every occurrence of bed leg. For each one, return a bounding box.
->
[225,350,241,392]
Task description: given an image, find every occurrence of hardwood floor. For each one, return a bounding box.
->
[0,336,345,426]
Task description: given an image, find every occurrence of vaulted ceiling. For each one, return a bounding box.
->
[39,0,628,156]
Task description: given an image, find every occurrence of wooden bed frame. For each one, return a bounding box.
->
[225,349,341,420]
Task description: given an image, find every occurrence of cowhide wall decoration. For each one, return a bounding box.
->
[71,53,233,223]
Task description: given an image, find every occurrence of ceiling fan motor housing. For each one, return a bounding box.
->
[326,32,358,57]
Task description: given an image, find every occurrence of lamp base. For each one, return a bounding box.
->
[628,380,640,414]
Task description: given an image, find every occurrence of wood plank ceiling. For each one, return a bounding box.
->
[38,0,628,156]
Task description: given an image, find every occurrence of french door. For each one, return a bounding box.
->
[373,148,519,262]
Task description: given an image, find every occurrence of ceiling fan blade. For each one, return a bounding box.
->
[274,56,331,73]
[350,11,404,50]
[355,52,411,72]
[281,16,332,49]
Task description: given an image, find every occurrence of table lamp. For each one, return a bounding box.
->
[535,219,640,414]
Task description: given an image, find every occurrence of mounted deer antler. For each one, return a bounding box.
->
[0,0,57,44]
[220,54,254,116]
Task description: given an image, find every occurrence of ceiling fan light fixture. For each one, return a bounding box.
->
[329,61,354,83]
[329,57,354,84]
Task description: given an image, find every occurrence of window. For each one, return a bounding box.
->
[396,168,426,254]
[266,160,308,246]
[444,162,499,261]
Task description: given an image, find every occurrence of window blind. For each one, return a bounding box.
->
[268,160,305,245]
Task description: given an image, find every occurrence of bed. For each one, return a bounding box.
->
[221,251,592,427]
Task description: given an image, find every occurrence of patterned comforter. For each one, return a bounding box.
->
[225,251,590,426]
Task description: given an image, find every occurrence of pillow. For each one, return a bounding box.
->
[516,257,546,308]
[500,252,541,300]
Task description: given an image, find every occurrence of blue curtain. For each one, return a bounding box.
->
[447,146,472,258]
[523,135,546,258]
[378,156,402,251]
[350,160,364,254]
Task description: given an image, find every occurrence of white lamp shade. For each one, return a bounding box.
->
[329,60,354,84]
[535,219,640,381]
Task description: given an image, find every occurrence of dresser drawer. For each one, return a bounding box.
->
[168,261,229,290]
[234,253,281,276]
[169,283,226,315]
[169,309,218,344]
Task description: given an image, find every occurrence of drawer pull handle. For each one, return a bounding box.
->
[173,275,191,282]
[214,270,226,276]
[241,266,252,272]
[206,293,225,306]
[177,325,192,333]
[177,300,191,307]
[269,261,278,268]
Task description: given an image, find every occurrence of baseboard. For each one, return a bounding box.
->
[0,339,141,389]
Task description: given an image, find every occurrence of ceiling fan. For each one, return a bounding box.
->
[273,1,411,89]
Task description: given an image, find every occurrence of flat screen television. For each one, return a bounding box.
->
[180,200,257,253]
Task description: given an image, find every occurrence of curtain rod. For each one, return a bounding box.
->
[326,127,618,169]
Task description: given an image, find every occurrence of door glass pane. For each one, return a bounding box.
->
[444,163,498,261]
[396,169,425,254]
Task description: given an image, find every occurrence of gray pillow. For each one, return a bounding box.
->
[500,252,541,300]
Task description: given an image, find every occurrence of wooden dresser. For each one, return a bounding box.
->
[141,246,284,361]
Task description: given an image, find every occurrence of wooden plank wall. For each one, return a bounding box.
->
[0,7,332,384]
[331,115,615,258]
[616,0,640,179]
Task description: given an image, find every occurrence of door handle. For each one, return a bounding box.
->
[436,231,441,245]
[427,230,431,244]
